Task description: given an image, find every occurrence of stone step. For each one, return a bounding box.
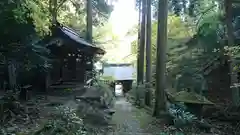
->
[104,108,115,115]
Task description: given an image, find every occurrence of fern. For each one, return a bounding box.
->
[168,103,198,127]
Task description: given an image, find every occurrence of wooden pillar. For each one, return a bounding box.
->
[8,60,17,90]
[72,54,77,79]
[59,58,63,83]
[45,71,51,92]
[113,82,116,97]
[88,55,94,78]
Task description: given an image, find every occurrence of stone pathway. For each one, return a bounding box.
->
[106,97,163,135]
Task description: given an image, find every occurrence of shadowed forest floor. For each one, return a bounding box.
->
[1,91,180,135]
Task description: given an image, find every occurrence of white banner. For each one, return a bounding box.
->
[103,65,136,80]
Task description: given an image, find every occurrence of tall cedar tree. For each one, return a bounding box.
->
[86,0,93,43]
[153,0,168,116]
[145,0,152,106]
[138,0,147,84]
[225,0,239,105]
[137,0,142,84]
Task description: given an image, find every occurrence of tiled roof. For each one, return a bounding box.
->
[47,23,105,55]
[59,25,105,54]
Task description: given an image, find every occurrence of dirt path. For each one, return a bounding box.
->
[40,94,165,134]
[106,97,163,135]
[40,95,165,135]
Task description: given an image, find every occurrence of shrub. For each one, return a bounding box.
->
[93,80,115,108]
[34,106,86,135]
[128,83,145,107]
[167,102,198,127]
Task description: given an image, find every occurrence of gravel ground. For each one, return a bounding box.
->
[105,97,163,135]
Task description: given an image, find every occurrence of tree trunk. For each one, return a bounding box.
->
[137,0,142,84]
[49,0,58,24]
[86,0,93,43]
[188,0,195,16]
[153,0,168,117]
[139,0,147,84]
[145,0,152,106]
[218,0,224,11]
[182,0,187,14]
[225,0,239,106]
[45,71,51,92]
[8,60,17,90]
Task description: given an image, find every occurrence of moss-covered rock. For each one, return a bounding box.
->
[172,91,214,105]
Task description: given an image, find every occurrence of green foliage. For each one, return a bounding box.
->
[168,102,198,127]
[88,69,115,107]
[0,0,51,38]
[129,83,146,107]
[58,0,113,36]
[0,0,115,83]
[131,3,232,93]
[99,75,115,81]
[0,0,51,74]
[132,15,197,87]
[132,15,193,62]
[93,80,115,107]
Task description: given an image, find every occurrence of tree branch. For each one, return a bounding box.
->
[195,5,218,29]
[91,4,109,19]
[56,0,68,11]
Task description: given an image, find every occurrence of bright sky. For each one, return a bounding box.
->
[109,0,138,38]
[102,0,138,63]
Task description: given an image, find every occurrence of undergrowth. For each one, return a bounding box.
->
[34,106,86,135]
